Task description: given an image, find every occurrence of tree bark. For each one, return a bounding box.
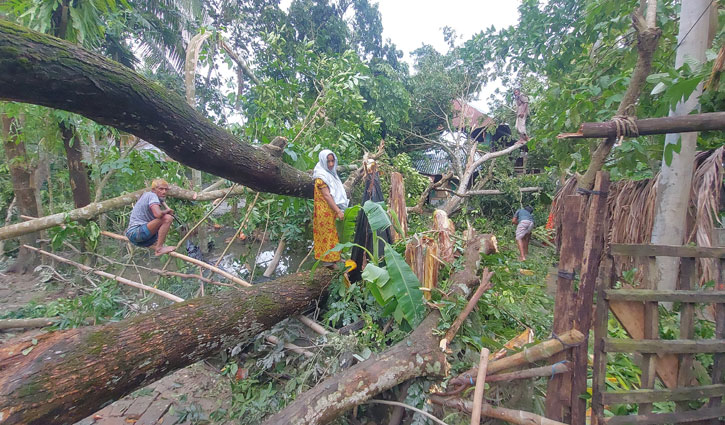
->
[0,184,246,241]
[60,122,91,208]
[0,269,334,425]
[0,20,314,198]
[389,172,407,241]
[262,312,448,425]
[2,113,39,273]
[650,0,713,296]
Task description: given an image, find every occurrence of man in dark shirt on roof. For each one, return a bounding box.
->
[125,179,176,256]
[513,205,535,261]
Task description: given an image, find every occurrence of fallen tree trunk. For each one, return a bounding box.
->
[0,269,334,425]
[0,20,314,198]
[262,312,448,425]
[0,184,245,241]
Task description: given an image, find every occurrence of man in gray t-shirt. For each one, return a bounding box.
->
[513,205,535,261]
[125,179,176,256]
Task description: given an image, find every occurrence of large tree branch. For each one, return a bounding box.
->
[263,313,447,425]
[471,140,526,171]
[219,38,261,86]
[0,184,246,241]
[0,20,314,198]
[438,186,542,197]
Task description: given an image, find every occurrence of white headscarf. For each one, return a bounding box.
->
[313,149,349,210]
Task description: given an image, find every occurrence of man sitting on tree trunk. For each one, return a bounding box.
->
[125,179,176,256]
[513,205,534,261]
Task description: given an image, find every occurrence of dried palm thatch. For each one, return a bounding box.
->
[552,147,724,285]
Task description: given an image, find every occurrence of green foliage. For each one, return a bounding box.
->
[380,243,425,328]
[339,204,361,244]
[1,281,125,328]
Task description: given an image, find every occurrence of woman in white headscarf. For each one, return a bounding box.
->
[312,149,349,262]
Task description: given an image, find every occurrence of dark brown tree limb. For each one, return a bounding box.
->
[0,20,314,198]
[0,269,335,425]
[439,269,493,352]
[262,312,449,425]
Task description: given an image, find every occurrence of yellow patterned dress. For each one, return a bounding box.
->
[313,178,341,262]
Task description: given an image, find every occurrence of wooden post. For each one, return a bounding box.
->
[676,257,696,412]
[545,194,586,422]
[708,228,725,422]
[570,172,610,425]
[639,255,660,415]
[590,257,614,425]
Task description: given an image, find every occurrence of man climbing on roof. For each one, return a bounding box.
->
[513,205,535,261]
[125,179,176,256]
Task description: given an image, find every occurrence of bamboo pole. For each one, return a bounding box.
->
[471,348,490,425]
[447,329,585,391]
[430,396,567,425]
[100,231,251,287]
[24,245,184,302]
[440,269,493,351]
[486,362,570,383]
[558,111,725,139]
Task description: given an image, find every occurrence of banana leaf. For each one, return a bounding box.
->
[382,243,426,327]
[361,264,389,306]
[362,200,391,233]
[338,204,361,244]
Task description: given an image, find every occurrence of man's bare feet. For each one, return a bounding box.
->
[155,246,176,256]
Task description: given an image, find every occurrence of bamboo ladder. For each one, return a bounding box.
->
[591,239,725,425]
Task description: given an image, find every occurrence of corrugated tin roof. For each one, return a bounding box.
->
[412,149,482,176]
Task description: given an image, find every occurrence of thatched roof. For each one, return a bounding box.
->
[552,147,724,285]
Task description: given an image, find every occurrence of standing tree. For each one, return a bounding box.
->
[650,0,716,293]
[1,113,40,272]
